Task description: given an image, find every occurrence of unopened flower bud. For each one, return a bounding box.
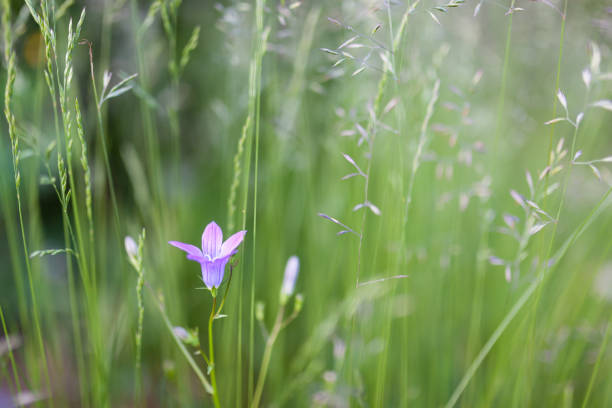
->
[173,326,189,341]
[173,326,199,347]
[280,256,299,305]
[124,236,139,268]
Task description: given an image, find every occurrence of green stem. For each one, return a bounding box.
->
[248,1,267,403]
[4,50,54,407]
[492,0,516,167]
[152,284,213,393]
[581,309,612,407]
[209,296,221,408]
[251,306,285,408]
[84,41,122,243]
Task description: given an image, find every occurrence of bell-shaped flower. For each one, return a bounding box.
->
[169,221,246,290]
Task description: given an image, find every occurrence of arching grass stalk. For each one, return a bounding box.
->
[155,290,214,394]
[580,231,612,408]
[444,185,612,408]
[516,41,590,404]
[581,308,612,407]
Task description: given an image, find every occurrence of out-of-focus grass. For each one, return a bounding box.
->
[1,0,612,407]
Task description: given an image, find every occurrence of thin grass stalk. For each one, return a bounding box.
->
[134,230,146,404]
[24,6,78,397]
[130,0,164,214]
[344,4,420,396]
[251,306,285,408]
[151,287,214,394]
[581,304,612,407]
[462,210,494,407]
[444,185,612,408]
[514,83,591,407]
[24,7,94,401]
[544,0,569,173]
[75,99,95,277]
[247,1,267,403]
[373,5,402,404]
[4,50,53,407]
[129,3,194,404]
[511,2,570,403]
[0,305,21,395]
[26,2,54,381]
[160,0,181,192]
[0,135,27,324]
[228,11,269,403]
[0,5,28,333]
[56,19,102,389]
[84,41,122,247]
[491,0,516,168]
[56,9,107,403]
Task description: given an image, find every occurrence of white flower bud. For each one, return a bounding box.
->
[124,236,138,268]
[280,256,299,305]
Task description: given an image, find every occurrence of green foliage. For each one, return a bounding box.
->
[1,0,612,407]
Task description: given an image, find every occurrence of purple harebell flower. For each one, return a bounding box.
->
[169,221,246,290]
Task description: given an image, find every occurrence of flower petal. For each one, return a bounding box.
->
[187,254,204,262]
[219,230,247,258]
[169,241,202,258]
[202,221,223,258]
[200,256,231,289]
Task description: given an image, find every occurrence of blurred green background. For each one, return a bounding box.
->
[1,0,612,406]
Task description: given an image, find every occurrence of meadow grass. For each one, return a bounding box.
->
[1,0,612,407]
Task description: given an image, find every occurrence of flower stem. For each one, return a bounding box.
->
[251,306,285,408]
[209,296,221,408]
